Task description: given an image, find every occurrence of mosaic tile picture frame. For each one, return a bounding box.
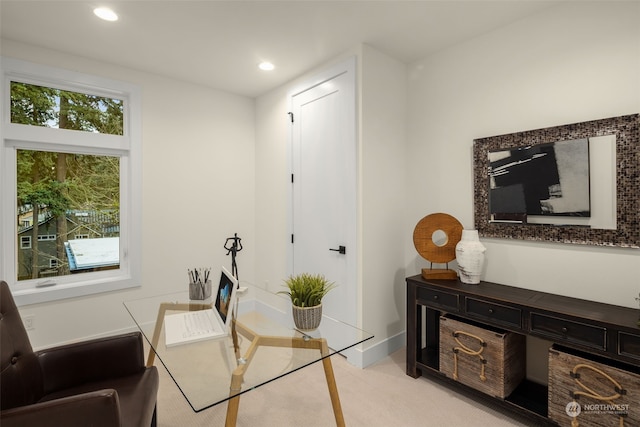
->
[473,114,639,248]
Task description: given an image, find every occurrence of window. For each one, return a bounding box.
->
[1,57,142,306]
[20,236,31,249]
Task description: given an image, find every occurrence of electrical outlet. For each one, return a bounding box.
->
[23,315,35,330]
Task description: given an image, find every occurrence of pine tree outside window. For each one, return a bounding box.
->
[1,57,142,306]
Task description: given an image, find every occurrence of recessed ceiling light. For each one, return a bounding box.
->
[94,7,118,22]
[259,62,275,71]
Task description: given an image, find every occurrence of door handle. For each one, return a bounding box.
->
[329,245,346,255]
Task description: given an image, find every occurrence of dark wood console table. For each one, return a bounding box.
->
[406,274,640,424]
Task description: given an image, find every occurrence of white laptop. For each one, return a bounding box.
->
[164,266,238,347]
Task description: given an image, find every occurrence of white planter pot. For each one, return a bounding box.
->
[455,230,486,284]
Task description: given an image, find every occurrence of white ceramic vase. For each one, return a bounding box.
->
[455,230,486,284]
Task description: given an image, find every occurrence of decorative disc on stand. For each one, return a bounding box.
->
[413,213,463,281]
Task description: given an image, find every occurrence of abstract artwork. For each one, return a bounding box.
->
[488,138,590,220]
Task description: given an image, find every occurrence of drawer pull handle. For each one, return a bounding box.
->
[433,295,439,300]
[561,327,568,334]
[488,308,494,314]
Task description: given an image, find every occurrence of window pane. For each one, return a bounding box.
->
[10,81,124,135]
[17,150,120,280]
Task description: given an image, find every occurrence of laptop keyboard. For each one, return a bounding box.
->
[181,310,222,338]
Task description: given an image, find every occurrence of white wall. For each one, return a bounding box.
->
[359,45,407,362]
[2,40,256,349]
[405,2,640,308]
[253,78,290,292]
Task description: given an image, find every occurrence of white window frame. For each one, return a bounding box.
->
[1,57,142,306]
[20,236,31,249]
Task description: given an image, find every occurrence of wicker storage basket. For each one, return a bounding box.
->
[548,346,640,427]
[439,315,526,399]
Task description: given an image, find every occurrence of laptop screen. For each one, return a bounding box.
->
[214,266,237,324]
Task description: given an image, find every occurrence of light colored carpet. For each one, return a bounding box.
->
[155,347,538,426]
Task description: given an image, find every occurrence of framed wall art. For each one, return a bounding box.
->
[473,114,639,248]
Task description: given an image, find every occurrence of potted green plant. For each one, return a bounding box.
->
[279,273,336,330]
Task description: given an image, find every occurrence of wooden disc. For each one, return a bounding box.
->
[413,213,463,264]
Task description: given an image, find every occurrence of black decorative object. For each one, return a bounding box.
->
[224,233,243,280]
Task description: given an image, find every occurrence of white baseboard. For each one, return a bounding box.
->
[342,330,405,368]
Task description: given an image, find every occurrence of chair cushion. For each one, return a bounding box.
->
[38,367,159,427]
[37,332,147,394]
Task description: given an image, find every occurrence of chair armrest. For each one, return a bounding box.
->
[37,332,145,395]
[0,389,121,427]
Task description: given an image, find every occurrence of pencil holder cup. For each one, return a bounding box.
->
[189,280,212,300]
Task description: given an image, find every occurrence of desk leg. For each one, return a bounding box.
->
[222,328,347,427]
[225,334,260,427]
[225,371,244,427]
[146,303,169,367]
[320,341,345,427]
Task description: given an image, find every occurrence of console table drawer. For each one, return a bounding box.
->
[464,298,522,329]
[530,313,606,350]
[417,287,459,312]
[618,331,640,361]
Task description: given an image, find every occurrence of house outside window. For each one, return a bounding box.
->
[1,57,142,306]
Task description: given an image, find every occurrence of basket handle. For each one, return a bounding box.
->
[569,363,626,427]
[452,330,487,382]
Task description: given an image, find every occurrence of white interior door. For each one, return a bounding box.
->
[289,59,356,326]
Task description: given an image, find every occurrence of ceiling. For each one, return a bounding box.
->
[0,1,561,98]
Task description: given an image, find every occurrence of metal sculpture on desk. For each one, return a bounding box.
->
[224,233,243,280]
[413,213,463,280]
[224,233,244,364]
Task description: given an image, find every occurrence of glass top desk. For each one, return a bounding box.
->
[123,285,373,427]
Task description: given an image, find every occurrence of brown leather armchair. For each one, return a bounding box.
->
[0,280,159,427]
